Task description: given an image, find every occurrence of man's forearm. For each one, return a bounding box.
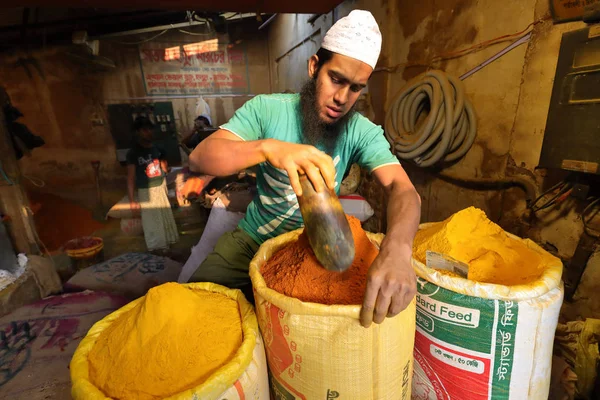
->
[127,179,136,203]
[380,184,421,257]
[181,128,196,146]
[189,137,267,176]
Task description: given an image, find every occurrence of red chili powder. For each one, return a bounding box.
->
[261,215,379,305]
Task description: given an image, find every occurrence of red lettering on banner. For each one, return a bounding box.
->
[195,51,226,64]
[228,51,244,64]
[141,45,248,93]
[165,74,183,81]
[141,49,165,63]
[148,82,167,88]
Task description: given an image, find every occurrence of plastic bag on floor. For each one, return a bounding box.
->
[65,253,182,298]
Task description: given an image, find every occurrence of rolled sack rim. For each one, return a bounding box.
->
[70,282,259,400]
[249,229,388,319]
[412,222,564,302]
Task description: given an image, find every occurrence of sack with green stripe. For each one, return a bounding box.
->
[411,224,564,400]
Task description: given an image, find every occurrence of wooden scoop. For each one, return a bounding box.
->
[297,174,355,272]
[426,251,469,278]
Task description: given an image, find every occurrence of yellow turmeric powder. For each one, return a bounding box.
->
[88,283,243,400]
[414,207,553,286]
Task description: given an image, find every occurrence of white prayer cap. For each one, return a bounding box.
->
[321,10,382,70]
[198,113,212,126]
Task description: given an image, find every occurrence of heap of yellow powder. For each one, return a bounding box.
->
[88,283,243,400]
[414,207,552,286]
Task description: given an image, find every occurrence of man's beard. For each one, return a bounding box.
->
[299,77,355,153]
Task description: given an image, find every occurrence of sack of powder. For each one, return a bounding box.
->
[70,282,270,400]
[250,221,416,399]
[411,207,564,400]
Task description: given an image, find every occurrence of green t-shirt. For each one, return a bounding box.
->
[126,144,166,189]
[221,93,399,245]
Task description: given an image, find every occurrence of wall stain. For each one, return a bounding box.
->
[478,142,508,178]
[486,190,504,223]
[369,54,388,124]
[397,0,435,38]
[506,154,538,182]
[399,0,479,81]
[495,187,530,236]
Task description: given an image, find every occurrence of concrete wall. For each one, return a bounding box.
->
[382,0,586,253]
[0,24,271,196]
[267,0,600,317]
[269,13,333,92]
[379,0,594,280]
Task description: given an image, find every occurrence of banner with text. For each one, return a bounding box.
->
[551,0,600,22]
[139,40,249,95]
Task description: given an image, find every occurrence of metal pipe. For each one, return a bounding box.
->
[91,20,209,39]
[103,94,256,103]
[434,171,538,202]
[459,32,532,80]
[259,14,278,30]
[307,14,322,24]
[275,28,321,62]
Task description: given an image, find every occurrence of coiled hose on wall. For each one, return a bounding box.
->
[385,70,477,167]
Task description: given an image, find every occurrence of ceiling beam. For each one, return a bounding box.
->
[4,1,342,14]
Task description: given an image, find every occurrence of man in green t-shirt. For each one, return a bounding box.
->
[189,10,420,328]
[127,116,179,252]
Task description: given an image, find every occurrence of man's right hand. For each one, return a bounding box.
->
[262,139,336,196]
[130,201,141,216]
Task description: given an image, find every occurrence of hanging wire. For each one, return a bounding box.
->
[24,206,54,258]
[0,160,46,188]
[22,174,45,188]
[178,29,214,36]
[582,198,600,238]
[186,10,194,23]
[527,179,568,212]
[105,10,220,46]
[110,29,169,45]
[374,15,551,73]
[533,183,573,212]
[181,15,216,36]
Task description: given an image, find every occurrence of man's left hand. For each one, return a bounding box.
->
[360,248,416,328]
